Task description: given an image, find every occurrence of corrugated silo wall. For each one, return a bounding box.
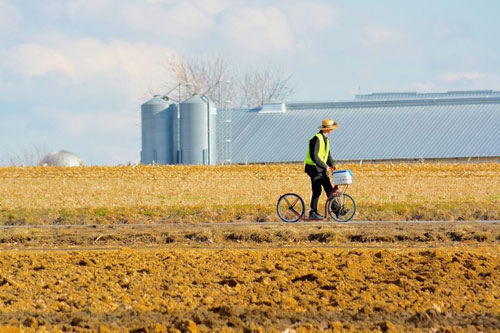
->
[180,95,217,165]
[167,104,179,164]
[209,103,217,165]
[141,98,179,165]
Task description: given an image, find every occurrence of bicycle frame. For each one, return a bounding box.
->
[301,184,350,221]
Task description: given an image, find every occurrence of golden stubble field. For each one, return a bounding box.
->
[1,163,500,224]
[0,163,499,332]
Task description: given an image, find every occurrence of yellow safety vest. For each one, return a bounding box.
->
[305,133,329,166]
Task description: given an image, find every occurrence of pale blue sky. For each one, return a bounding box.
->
[1,0,499,165]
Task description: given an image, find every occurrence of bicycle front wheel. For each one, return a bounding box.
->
[328,193,356,222]
[277,193,305,223]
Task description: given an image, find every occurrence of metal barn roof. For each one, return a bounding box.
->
[228,91,500,163]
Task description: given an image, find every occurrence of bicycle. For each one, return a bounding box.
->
[276,170,357,223]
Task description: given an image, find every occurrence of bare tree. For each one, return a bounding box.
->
[157,54,296,164]
[163,53,295,109]
[3,143,51,166]
[165,52,235,104]
[237,64,295,108]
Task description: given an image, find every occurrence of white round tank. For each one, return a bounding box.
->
[39,151,84,166]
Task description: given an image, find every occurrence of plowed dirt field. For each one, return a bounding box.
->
[1,164,499,331]
[0,223,499,332]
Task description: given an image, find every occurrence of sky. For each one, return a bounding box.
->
[1,0,499,165]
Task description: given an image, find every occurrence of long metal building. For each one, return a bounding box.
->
[228,90,500,163]
[141,90,500,165]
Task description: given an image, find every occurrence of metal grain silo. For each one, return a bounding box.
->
[169,103,180,163]
[180,94,217,165]
[208,100,217,164]
[141,96,177,164]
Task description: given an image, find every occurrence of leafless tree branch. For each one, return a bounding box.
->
[163,53,295,109]
[238,64,295,108]
[3,143,51,166]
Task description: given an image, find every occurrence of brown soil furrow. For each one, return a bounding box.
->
[0,247,498,332]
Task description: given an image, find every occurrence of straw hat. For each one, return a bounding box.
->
[318,118,338,131]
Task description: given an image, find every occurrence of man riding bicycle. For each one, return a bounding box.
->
[304,118,345,219]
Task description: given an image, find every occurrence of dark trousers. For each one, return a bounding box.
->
[306,170,334,212]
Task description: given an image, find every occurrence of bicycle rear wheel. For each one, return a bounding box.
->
[328,193,356,222]
[277,193,304,223]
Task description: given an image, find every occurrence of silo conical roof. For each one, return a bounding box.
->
[142,96,170,106]
[182,94,213,104]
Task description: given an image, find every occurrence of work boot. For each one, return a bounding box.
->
[309,210,324,220]
[335,208,351,218]
[330,200,339,212]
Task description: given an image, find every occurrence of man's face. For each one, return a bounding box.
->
[323,129,333,136]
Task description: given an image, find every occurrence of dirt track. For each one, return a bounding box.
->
[1,221,499,249]
[0,222,499,332]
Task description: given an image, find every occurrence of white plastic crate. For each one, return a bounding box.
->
[333,170,353,185]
